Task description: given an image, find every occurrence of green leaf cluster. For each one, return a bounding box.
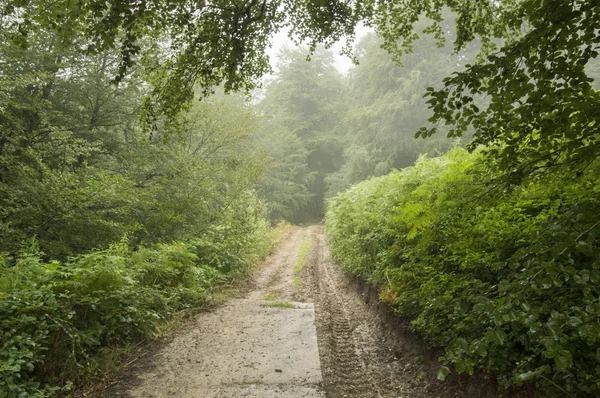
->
[0,29,276,395]
[0,214,271,396]
[326,148,600,395]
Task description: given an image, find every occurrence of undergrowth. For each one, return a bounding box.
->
[326,148,600,396]
[267,221,296,250]
[0,218,275,396]
[262,292,279,301]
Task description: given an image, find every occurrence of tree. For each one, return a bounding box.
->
[326,31,476,197]
[125,93,267,245]
[259,46,345,220]
[0,26,267,258]
[0,30,141,258]
[6,0,596,177]
[417,0,600,181]
[250,121,314,221]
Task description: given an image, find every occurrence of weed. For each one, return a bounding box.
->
[268,301,295,309]
[262,292,279,301]
[292,237,313,286]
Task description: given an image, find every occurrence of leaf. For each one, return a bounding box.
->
[554,354,569,371]
[476,344,487,357]
[514,367,546,384]
[436,366,451,381]
[485,329,506,346]
[544,349,556,359]
[541,277,553,288]
[568,316,582,327]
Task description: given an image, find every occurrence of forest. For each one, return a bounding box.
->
[1,0,599,397]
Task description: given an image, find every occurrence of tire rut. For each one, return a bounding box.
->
[306,226,501,398]
[310,231,380,397]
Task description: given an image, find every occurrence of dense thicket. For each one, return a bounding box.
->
[326,149,600,396]
[0,28,269,257]
[0,28,275,396]
[1,221,271,396]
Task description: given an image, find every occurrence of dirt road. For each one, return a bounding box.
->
[106,225,500,398]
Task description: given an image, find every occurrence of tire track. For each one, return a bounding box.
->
[307,226,501,398]
[309,231,376,397]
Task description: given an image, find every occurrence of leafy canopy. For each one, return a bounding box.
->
[4,0,599,172]
[417,0,600,181]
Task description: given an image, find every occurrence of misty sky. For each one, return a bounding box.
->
[266,24,373,74]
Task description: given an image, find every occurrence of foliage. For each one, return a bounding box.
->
[0,26,266,259]
[416,0,600,178]
[326,148,600,396]
[2,0,283,120]
[4,1,598,179]
[250,122,314,221]
[122,95,268,247]
[0,27,275,396]
[0,30,142,259]
[325,31,476,198]
[257,33,476,217]
[258,46,345,220]
[0,203,270,396]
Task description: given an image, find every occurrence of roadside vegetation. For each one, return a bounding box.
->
[0,28,275,397]
[326,148,600,396]
[1,227,272,396]
[2,0,599,397]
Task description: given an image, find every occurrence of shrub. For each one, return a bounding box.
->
[326,148,600,396]
[0,195,272,396]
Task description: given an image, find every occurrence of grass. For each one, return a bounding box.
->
[262,292,279,301]
[268,301,295,309]
[267,221,296,251]
[292,236,313,286]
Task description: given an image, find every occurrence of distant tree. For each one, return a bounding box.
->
[251,121,314,221]
[326,32,475,197]
[259,47,345,220]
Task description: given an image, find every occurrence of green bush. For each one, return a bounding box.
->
[326,148,600,396]
[0,195,272,397]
